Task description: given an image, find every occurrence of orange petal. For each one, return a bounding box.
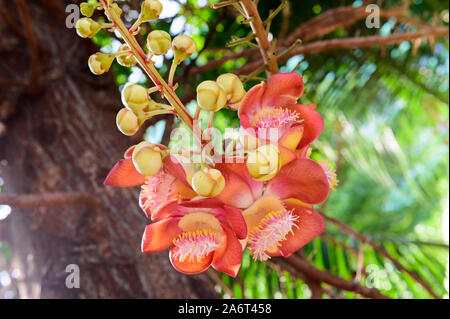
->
[238,82,265,129]
[279,145,298,167]
[104,158,146,187]
[223,206,247,240]
[211,225,243,277]
[277,204,326,257]
[141,217,182,253]
[261,72,304,106]
[266,158,329,204]
[215,162,264,206]
[169,247,213,275]
[279,125,304,151]
[296,104,324,149]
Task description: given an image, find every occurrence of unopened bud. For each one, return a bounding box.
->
[76,18,102,38]
[80,3,96,17]
[140,0,163,22]
[172,35,196,64]
[246,144,280,181]
[216,73,246,110]
[147,30,172,55]
[116,108,140,136]
[88,52,115,75]
[116,44,137,67]
[191,168,225,197]
[121,84,150,112]
[132,141,163,176]
[196,80,227,112]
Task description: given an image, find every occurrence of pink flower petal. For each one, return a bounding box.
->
[141,217,182,253]
[266,158,329,204]
[104,158,146,187]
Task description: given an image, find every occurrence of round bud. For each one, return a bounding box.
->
[140,0,163,22]
[216,73,246,110]
[121,84,150,112]
[88,52,115,75]
[246,144,280,181]
[172,35,196,64]
[116,44,137,67]
[76,18,102,38]
[191,168,226,197]
[116,108,140,136]
[80,3,96,17]
[132,141,163,176]
[147,30,172,55]
[196,80,227,112]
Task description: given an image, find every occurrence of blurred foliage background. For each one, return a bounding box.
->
[1,0,449,298]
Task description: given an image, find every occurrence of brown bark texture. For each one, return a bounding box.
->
[0,0,217,299]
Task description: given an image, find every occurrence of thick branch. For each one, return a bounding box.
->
[0,192,100,208]
[283,254,390,299]
[320,212,441,299]
[185,5,416,77]
[237,27,449,75]
[239,0,279,75]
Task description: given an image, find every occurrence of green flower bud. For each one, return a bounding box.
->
[116,108,140,136]
[140,0,163,22]
[246,144,280,181]
[80,2,96,17]
[172,35,196,64]
[147,30,172,55]
[121,83,150,112]
[76,18,102,38]
[191,168,226,197]
[88,52,115,75]
[132,141,163,176]
[196,80,227,112]
[116,44,137,67]
[217,73,246,110]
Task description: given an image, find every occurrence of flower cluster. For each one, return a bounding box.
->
[75,0,337,277]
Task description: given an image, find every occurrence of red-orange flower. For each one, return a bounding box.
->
[238,72,324,164]
[219,157,330,261]
[142,199,246,276]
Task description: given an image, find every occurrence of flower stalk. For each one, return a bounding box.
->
[99,0,196,136]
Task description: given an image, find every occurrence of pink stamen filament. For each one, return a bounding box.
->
[318,160,338,190]
[248,209,299,261]
[173,230,220,262]
[141,171,164,214]
[255,107,302,129]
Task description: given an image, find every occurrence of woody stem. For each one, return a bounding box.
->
[100,0,201,140]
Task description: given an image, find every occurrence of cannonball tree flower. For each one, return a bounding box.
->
[219,157,330,261]
[238,72,324,166]
[141,199,246,276]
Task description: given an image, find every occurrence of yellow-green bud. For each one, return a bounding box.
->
[88,52,115,75]
[246,144,280,181]
[140,0,163,22]
[76,18,102,38]
[147,30,172,55]
[217,73,246,110]
[191,168,225,197]
[172,35,196,64]
[196,80,227,112]
[116,108,140,136]
[121,83,150,112]
[116,44,137,67]
[80,3,96,17]
[132,141,163,176]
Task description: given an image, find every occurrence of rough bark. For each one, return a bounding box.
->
[0,0,217,299]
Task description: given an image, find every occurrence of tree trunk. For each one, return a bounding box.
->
[0,0,217,299]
